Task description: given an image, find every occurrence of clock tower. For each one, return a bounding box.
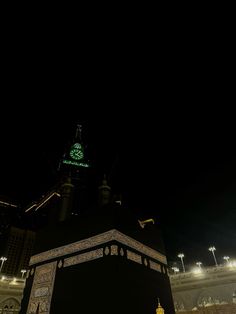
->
[61,124,89,170]
[57,124,90,222]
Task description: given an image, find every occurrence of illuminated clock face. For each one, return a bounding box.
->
[69,143,84,160]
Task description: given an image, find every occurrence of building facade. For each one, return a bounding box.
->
[0,275,24,314]
[1,227,35,277]
[2,264,236,313]
[170,264,236,311]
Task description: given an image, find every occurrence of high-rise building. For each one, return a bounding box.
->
[1,226,35,276]
[0,199,36,277]
[0,199,19,236]
[20,125,175,314]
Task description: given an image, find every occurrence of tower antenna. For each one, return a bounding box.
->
[75,124,82,140]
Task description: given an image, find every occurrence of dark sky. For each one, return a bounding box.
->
[0,24,235,267]
[0,109,235,268]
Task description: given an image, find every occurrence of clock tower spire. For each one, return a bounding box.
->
[61,124,89,170]
[75,123,82,141]
[57,124,89,221]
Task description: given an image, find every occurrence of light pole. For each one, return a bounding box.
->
[171,267,180,274]
[196,262,202,268]
[223,256,230,264]
[208,246,218,266]
[178,253,185,272]
[21,269,27,278]
[0,257,7,273]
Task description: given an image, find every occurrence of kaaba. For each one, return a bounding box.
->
[20,126,175,314]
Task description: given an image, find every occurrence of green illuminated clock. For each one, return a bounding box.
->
[69,143,84,161]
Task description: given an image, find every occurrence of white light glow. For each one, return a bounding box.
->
[172,267,180,274]
[228,260,236,268]
[192,267,203,275]
[178,253,185,272]
[223,256,230,263]
[196,262,202,268]
[208,246,218,266]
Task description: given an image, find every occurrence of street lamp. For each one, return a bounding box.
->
[171,267,180,274]
[0,257,7,273]
[178,253,185,272]
[21,269,27,278]
[223,256,230,264]
[196,262,202,268]
[208,246,218,266]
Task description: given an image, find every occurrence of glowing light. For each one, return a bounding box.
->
[171,267,180,274]
[0,200,17,207]
[156,298,165,314]
[25,203,37,213]
[228,261,236,268]
[21,269,27,278]
[192,267,203,274]
[223,256,230,263]
[73,143,82,149]
[0,257,7,273]
[208,246,218,266]
[178,253,185,272]
[63,159,89,167]
[25,192,60,213]
[35,192,61,211]
[196,262,202,268]
[69,143,84,160]
[138,218,155,228]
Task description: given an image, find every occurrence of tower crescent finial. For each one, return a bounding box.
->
[156,298,165,313]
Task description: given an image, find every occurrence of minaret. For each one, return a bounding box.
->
[156,299,165,314]
[58,175,74,222]
[98,175,111,206]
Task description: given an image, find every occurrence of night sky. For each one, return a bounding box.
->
[0,24,235,268]
[0,107,235,269]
